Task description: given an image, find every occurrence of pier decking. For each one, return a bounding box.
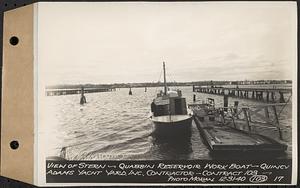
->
[193,85,292,103]
[193,116,287,152]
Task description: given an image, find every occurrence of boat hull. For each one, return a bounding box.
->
[151,115,193,138]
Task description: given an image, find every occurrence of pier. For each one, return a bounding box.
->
[193,85,292,103]
[46,87,116,96]
[188,101,288,153]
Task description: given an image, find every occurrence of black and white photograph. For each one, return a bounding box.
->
[35,2,297,185]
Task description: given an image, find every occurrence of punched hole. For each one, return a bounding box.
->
[10,140,19,150]
[9,36,19,46]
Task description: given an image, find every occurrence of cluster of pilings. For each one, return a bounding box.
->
[193,85,292,103]
[46,87,116,96]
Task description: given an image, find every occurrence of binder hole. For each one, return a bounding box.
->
[10,140,19,150]
[9,36,19,46]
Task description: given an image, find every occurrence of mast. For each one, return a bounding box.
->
[163,62,167,95]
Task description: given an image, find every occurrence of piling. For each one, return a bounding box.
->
[279,91,285,103]
[233,101,239,114]
[271,92,275,102]
[266,91,270,102]
[193,94,196,102]
[80,87,87,105]
[256,91,263,101]
[223,95,228,112]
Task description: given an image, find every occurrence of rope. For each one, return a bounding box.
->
[166,70,179,91]
[154,69,162,93]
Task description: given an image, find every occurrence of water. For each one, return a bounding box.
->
[43,86,292,160]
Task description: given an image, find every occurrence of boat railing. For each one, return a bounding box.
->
[190,102,291,141]
[222,103,291,141]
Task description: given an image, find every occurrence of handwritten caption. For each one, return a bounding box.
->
[46,160,291,184]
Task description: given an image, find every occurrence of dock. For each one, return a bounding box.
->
[46,87,116,96]
[189,102,288,153]
[193,85,292,103]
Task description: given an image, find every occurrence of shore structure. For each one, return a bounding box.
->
[46,87,115,96]
[193,85,292,103]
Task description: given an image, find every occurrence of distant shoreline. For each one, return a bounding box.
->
[46,80,292,90]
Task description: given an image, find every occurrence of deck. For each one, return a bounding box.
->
[194,116,287,152]
[190,103,288,153]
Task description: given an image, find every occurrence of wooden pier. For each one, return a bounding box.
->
[193,85,292,103]
[46,87,116,96]
[188,101,288,153]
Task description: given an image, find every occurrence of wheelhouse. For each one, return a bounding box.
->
[151,90,188,117]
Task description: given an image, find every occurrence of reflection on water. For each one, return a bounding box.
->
[42,86,292,160]
[151,132,193,160]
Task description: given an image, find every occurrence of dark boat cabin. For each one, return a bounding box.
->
[151,90,188,117]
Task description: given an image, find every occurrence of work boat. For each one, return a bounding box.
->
[150,62,193,137]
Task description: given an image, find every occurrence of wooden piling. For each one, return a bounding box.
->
[279,91,285,103]
[80,87,87,105]
[271,92,275,102]
[266,91,269,102]
[224,95,228,112]
[233,101,239,114]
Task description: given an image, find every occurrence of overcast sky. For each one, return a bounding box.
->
[37,2,297,85]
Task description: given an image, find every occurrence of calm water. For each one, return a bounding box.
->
[43,86,292,160]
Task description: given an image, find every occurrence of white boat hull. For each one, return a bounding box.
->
[150,114,193,137]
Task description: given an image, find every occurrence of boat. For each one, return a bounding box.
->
[150,62,193,137]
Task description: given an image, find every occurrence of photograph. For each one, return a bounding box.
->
[36,2,295,162]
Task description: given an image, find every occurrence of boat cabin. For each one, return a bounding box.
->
[151,90,188,117]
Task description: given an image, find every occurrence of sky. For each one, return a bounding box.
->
[37,2,297,85]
